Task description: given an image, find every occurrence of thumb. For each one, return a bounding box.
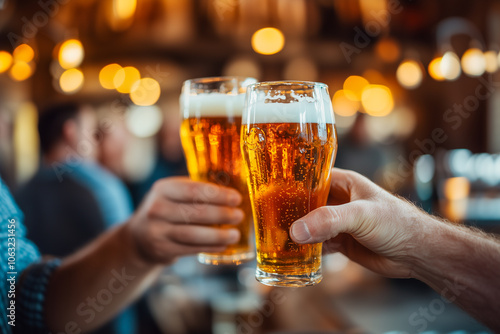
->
[290,202,365,244]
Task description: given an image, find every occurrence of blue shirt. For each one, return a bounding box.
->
[1,177,60,333]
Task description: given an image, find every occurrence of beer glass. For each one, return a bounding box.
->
[180,76,257,265]
[241,81,337,287]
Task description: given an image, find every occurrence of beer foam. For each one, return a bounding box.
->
[243,94,335,124]
[181,93,245,118]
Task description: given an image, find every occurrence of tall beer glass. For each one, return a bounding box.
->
[180,76,257,265]
[241,81,337,286]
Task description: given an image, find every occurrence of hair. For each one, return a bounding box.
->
[38,102,82,154]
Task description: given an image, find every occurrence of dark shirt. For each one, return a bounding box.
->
[15,167,106,257]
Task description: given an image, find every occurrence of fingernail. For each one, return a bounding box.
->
[228,229,240,243]
[291,221,311,242]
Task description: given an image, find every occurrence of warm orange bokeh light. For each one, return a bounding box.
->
[13,44,34,63]
[99,63,123,89]
[59,68,84,94]
[332,90,360,117]
[343,76,369,101]
[114,66,140,93]
[9,61,33,81]
[251,28,285,55]
[428,57,444,81]
[130,78,161,106]
[58,39,84,69]
[361,84,394,117]
[0,51,13,73]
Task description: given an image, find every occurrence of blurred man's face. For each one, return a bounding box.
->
[75,107,99,161]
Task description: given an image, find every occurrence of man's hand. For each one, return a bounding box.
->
[290,168,425,278]
[126,177,244,265]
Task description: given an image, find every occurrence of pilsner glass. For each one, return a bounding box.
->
[180,76,257,265]
[241,81,337,287]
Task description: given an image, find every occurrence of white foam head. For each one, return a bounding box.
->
[243,92,335,125]
[181,93,245,119]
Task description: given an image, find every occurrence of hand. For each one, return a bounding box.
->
[290,168,426,278]
[126,177,244,265]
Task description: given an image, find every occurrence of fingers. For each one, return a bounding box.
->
[148,198,244,225]
[329,168,381,203]
[153,177,242,207]
[290,202,367,244]
[169,225,240,246]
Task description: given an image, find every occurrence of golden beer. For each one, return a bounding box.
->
[180,77,256,265]
[241,81,337,286]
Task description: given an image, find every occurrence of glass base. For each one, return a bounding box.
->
[198,250,254,265]
[255,268,322,287]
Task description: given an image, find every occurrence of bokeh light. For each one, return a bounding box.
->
[0,51,13,73]
[13,44,34,62]
[396,60,423,89]
[444,177,470,201]
[428,57,445,81]
[361,84,394,117]
[343,75,369,101]
[114,0,137,20]
[99,63,123,89]
[251,27,285,55]
[332,90,360,117]
[126,105,163,138]
[130,78,161,106]
[461,48,486,77]
[114,66,140,93]
[59,68,84,93]
[440,51,461,81]
[58,39,84,69]
[375,37,401,63]
[484,50,498,73]
[9,61,34,81]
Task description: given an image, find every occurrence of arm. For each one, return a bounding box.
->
[44,177,243,332]
[290,168,500,331]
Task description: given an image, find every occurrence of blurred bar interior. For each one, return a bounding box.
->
[1,0,499,333]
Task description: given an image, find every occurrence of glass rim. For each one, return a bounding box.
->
[247,80,328,90]
[183,76,257,85]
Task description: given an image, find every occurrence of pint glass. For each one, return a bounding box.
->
[180,76,257,265]
[241,81,337,286]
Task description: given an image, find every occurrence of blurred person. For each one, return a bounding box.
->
[290,168,500,331]
[15,102,135,334]
[1,175,243,334]
[99,105,187,207]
